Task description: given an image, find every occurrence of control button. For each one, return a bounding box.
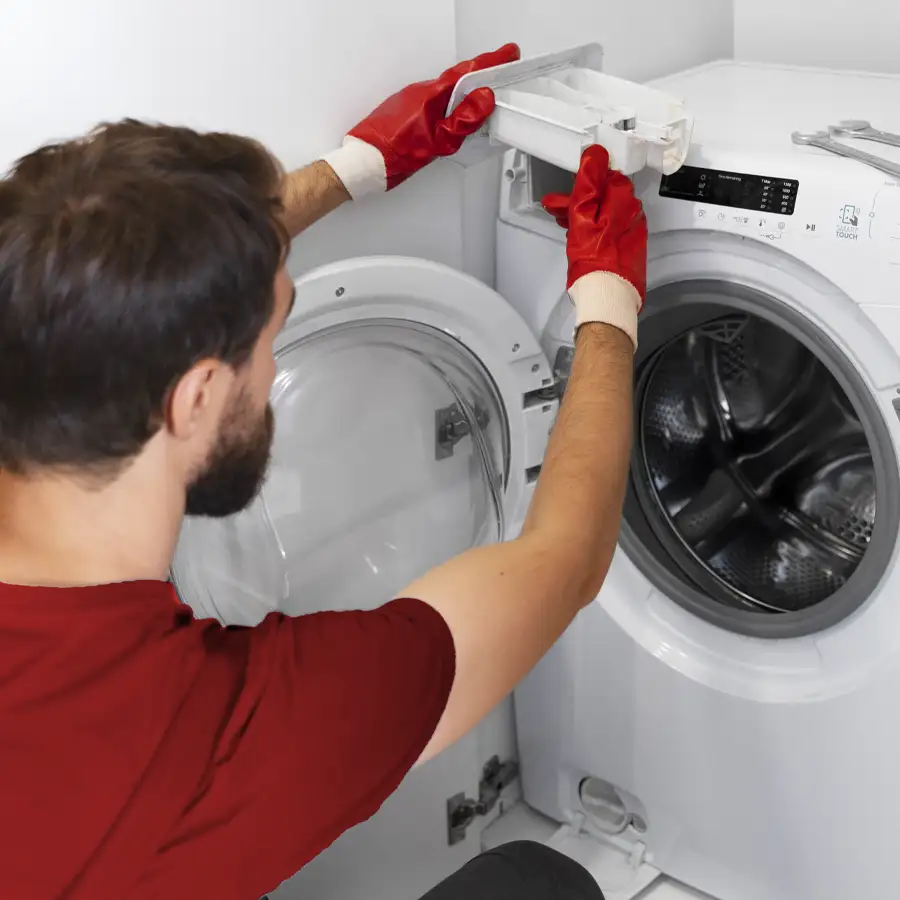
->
[802,222,821,239]
[868,187,900,243]
[836,203,862,239]
[841,204,859,227]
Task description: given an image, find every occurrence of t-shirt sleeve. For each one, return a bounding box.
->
[150,597,455,899]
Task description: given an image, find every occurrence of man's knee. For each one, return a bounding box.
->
[485,841,605,899]
[418,838,604,900]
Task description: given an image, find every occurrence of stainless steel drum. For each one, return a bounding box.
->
[634,312,876,613]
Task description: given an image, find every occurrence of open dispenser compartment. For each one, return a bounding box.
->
[447,43,693,176]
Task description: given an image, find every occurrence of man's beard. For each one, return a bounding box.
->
[185,391,275,518]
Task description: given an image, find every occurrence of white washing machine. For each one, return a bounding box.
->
[502,61,900,900]
[171,56,900,900]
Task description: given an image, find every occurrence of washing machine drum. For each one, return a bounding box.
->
[627,303,879,626]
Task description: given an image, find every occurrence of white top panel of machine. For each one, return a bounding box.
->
[651,60,900,163]
[631,61,900,271]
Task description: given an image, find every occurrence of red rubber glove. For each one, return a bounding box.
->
[322,43,520,198]
[542,145,647,350]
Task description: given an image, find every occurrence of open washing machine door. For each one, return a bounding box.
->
[172,254,556,624]
[170,257,557,900]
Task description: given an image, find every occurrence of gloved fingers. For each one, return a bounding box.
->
[570,159,643,235]
[437,88,497,150]
[573,145,611,193]
[606,170,644,224]
[606,169,634,189]
[541,192,571,229]
[568,145,613,225]
[600,178,645,232]
[545,146,616,230]
[440,43,521,84]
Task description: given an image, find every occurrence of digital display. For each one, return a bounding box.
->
[659,165,799,216]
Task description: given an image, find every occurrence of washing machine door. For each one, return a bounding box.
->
[172,256,555,625]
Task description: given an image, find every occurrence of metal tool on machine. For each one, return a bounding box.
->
[828,119,900,149]
[791,129,900,179]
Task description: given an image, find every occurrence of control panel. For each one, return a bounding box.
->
[498,147,900,264]
[659,165,799,216]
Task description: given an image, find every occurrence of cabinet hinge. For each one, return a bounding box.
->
[446,756,520,846]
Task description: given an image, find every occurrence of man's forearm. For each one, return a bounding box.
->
[521,322,634,604]
[409,321,635,763]
[281,161,351,238]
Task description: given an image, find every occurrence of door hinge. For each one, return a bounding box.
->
[435,402,490,460]
[446,755,520,846]
[551,345,574,399]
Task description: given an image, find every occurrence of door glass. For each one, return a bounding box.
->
[172,319,507,625]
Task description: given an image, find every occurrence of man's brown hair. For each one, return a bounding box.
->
[0,119,287,475]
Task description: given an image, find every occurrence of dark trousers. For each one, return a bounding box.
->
[418,841,604,900]
[262,840,603,900]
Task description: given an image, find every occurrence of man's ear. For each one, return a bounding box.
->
[165,359,233,441]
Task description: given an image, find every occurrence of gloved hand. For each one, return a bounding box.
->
[321,43,520,198]
[542,145,647,350]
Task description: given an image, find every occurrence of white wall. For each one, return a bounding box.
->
[0,0,452,171]
[0,0,466,278]
[455,0,734,82]
[734,0,900,74]
[2,0,736,290]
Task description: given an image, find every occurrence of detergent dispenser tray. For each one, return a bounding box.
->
[448,43,693,176]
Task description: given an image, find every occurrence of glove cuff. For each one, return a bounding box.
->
[320,136,387,200]
[569,271,641,351]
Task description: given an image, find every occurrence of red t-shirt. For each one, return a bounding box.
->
[0,580,455,899]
